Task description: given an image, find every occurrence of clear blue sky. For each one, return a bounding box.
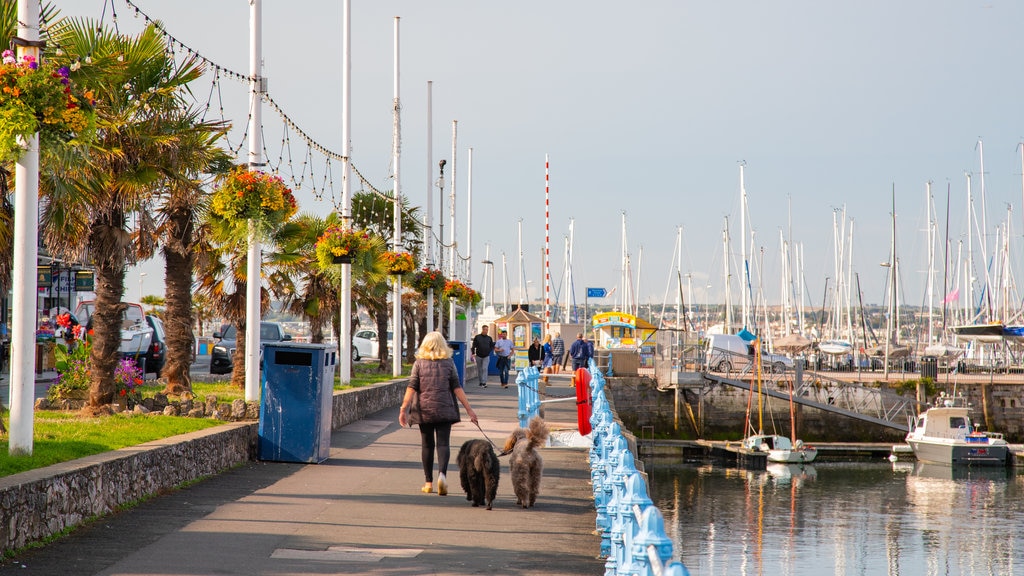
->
[57,0,1024,318]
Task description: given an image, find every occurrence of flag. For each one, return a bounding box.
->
[942,288,960,305]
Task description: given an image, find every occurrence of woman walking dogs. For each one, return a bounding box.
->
[399,332,479,496]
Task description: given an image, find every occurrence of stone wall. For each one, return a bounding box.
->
[0,377,410,556]
[604,375,1024,443]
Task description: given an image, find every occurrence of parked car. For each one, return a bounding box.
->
[143,315,166,377]
[706,333,794,373]
[210,321,291,374]
[352,329,377,360]
[352,329,396,360]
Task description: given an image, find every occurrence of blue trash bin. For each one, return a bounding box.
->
[488,353,500,376]
[259,342,337,463]
[449,340,466,388]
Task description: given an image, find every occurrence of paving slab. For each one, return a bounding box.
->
[0,382,603,575]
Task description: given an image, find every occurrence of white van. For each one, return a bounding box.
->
[706,333,794,373]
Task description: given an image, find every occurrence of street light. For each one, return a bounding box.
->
[139,271,147,304]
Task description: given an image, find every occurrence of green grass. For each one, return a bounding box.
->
[0,412,223,477]
[0,363,412,478]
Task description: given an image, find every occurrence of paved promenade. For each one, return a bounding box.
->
[0,379,604,575]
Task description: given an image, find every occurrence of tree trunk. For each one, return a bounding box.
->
[374,301,389,371]
[230,321,247,390]
[161,209,196,394]
[88,220,128,408]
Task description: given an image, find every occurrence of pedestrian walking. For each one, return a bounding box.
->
[470,325,494,388]
[569,332,589,371]
[550,331,565,373]
[398,331,479,496]
[493,329,514,388]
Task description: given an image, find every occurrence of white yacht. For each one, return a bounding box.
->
[905,393,1010,466]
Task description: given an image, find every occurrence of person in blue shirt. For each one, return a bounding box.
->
[569,332,589,371]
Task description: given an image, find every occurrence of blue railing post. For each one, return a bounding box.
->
[583,356,689,575]
[515,366,542,427]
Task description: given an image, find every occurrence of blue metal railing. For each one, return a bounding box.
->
[585,358,690,576]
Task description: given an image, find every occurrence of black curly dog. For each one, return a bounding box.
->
[456,439,500,510]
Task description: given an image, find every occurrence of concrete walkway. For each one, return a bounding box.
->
[0,380,604,575]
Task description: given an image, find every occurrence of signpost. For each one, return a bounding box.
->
[585,287,607,328]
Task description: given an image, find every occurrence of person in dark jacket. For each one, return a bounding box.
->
[527,337,543,367]
[399,331,478,496]
[470,325,494,388]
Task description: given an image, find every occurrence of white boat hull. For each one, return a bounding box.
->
[743,434,818,464]
[906,395,1010,467]
[907,438,1008,466]
[767,447,818,464]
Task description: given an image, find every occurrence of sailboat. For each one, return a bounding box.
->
[741,339,817,464]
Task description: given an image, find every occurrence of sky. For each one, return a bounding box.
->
[53,0,1024,321]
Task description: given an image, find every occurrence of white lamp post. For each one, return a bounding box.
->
[139,271,147,303]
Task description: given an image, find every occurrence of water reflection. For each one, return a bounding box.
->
[649,460,1024,576]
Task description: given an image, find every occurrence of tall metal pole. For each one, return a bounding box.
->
[339,0,352,382]
[424,81,434,334]
[244,0,264,402]
[448,121,457,331]
[517,220,524,307]
[466,147,474,326]
[9,0,41,455]
[391,16,402,376]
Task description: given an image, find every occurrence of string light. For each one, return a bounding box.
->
[48,0,474,265]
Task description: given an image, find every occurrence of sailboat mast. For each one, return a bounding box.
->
[739,163,749,330]
[723,217,732,334]
[926,181,934,345]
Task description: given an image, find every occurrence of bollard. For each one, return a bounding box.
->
[606,449,636,562]
[616,473,653,575]
[632,506,676,575]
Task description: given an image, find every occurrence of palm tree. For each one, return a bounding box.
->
[41,19,209,408]
[351,191,422,368]
[271,213,337,344]
[143,118,231,395]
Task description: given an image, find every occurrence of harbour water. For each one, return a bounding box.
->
[648,460,1024,576]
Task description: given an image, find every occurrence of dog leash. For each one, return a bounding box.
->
[473,421,512,457]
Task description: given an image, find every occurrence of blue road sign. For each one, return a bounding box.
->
[587,287,607,298]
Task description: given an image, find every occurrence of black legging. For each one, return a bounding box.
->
[418,422,453,482]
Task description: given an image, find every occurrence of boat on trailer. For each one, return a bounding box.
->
[905,393,1009,466]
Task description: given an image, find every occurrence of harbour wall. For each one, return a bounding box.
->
[605,374,1024,443]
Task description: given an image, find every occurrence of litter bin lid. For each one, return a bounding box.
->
[263,342,333,351]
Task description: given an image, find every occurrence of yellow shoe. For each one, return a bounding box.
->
[421,483,432,493]
[437,473,448,496]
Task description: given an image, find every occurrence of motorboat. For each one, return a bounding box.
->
[743,434,818,464]
[905,393,1010,466]
[817,339,853,356]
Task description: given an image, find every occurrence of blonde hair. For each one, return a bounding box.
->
[543,334,552,344]
[416,331,452,360]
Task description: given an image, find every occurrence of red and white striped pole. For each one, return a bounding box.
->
[544,154,550,330]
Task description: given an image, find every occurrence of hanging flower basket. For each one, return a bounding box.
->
[442,279,482,306]
[0,50,96,163]
[315,225,370,269]
[209,167,298,235]
[381,251,416,275]
[409,268,446,294]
